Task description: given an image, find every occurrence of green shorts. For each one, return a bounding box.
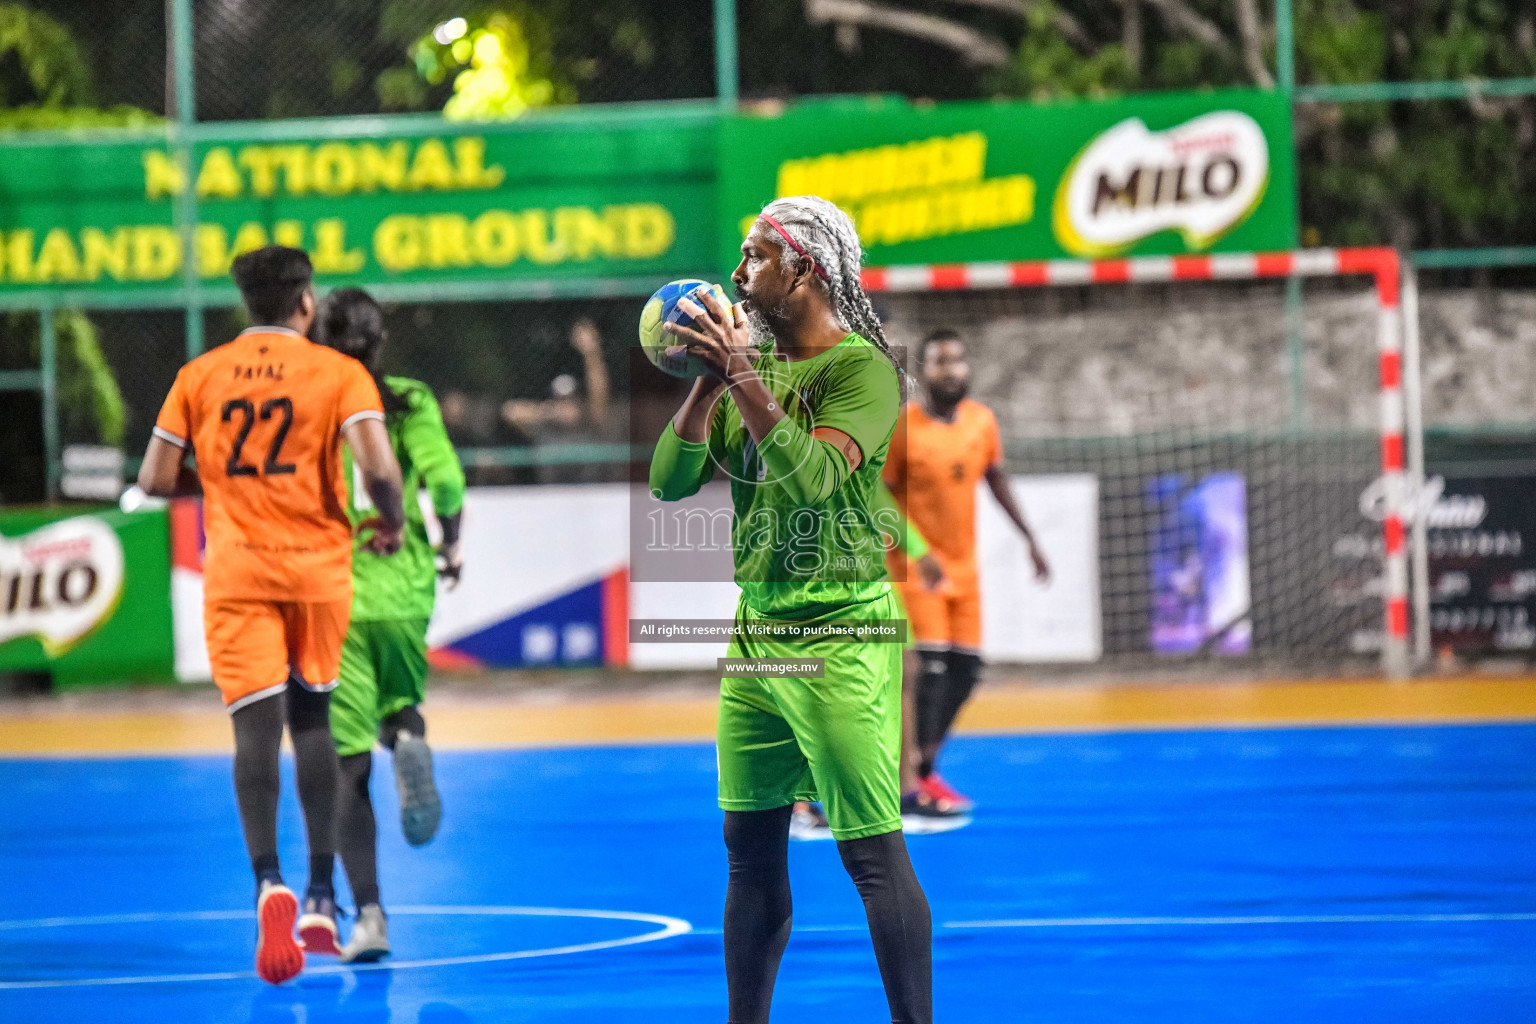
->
[717,590,903,841]
[331,617,429,757]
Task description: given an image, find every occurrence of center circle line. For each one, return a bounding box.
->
[0,905,693,991]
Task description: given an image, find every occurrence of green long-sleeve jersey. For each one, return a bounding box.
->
[344,376,466,622]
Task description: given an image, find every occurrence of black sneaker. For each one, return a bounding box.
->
[900,791,972,835]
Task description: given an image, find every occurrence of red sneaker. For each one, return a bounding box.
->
[921,772,974,813]
[297,892,343,956]
[255,882,304,985]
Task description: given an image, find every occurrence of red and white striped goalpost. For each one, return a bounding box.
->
[862,247,1414,678]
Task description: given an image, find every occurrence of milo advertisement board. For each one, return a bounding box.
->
[718,89,1295,271]
[0,507,174,687]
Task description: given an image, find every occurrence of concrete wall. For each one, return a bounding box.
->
[878,285,1536,438]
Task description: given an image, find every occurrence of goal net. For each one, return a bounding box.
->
[866,249,1414,678]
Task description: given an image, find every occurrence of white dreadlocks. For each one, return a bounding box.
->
[757,195,903,392]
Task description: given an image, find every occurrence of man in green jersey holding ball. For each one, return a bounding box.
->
[316,288,466,963]
[650,196,931,1023]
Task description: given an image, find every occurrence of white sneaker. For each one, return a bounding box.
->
[341,903,391,964]
[788,801,834,841]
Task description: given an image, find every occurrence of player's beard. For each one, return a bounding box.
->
[927,377,969,407]
[744,302,785,352]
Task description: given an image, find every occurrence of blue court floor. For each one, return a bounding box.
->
[1,723,1533,1022]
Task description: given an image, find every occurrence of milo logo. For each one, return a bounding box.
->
[0,516,124,655]
[1052,110,1270,257]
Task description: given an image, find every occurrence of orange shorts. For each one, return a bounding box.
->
[899,578,982,652]
[204,598,351,711]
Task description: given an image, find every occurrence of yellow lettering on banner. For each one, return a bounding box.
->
[311,144,357,196]
[273,220,304,248]
[196,224,229,277]
[775,132,991,209]
[358,142,408,192]
[5,230,35,282]
[557,207,616,261]
[196,148,242,199]
[522,209,564,264]
[312,219,365,273]
[425,214,474,268]
[240,147,279,197]
[82,228,130,281]
[973,181,1002,230]
[371,203,673,274]
[33,228,83,282]
[471,210,519,266]
[946,133,986,185]
[131,226,180,280]
[847,173,1035,246]
[622,203,674,258]
[407,139,456,191]
[229,222,270,261]
[453,137,505,188]
[374,214,421,272]
[270,146,308,196]
[999,174,1034,223]
[775,160,808,200]
[867,148,900,199]
[142,151,185,200]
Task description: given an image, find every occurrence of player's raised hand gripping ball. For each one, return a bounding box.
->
[639,279,732,379]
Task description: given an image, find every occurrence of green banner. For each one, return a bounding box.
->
[718,89,1296,274]
[0,115,716,296]
[0,506,173,686]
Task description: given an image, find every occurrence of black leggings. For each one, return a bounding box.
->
[917,650,982,775]
[230,676,338,893]
[723,808,932,1024]
[337,751,380,908]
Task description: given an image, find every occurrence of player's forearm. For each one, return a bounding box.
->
[363,472,406,529]
[172,464,203,497]
[582,349,610,423]
[671,376,726,443]
[986,468,1035,544]
[405,423,466,519]
[138,437,199,497]
[649,421,711,501]
[437,510,462,550]
[725,368,786,445]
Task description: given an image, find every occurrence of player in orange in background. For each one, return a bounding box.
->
[136,246,406,986]
[884,328,1051,813]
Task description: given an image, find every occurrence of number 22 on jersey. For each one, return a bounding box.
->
[221,396,297,477]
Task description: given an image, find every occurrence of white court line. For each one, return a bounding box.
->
[689,911,1536,936]
[0,905,692,991]
[944,912,1536,929]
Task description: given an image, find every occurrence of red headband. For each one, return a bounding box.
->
[758,214,830,282]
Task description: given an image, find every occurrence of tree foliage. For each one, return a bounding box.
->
[0,3,130,491]
[790,0,1536,251]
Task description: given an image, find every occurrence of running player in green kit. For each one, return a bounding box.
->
[315,288,466,963]
[650,196,931,1023]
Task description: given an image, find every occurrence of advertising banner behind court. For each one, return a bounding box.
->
[0,116,716,297]
[718,89,1296,274]
[0,506,173,686]
[1424,477,1536,656]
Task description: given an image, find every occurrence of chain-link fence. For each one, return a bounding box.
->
[192,0,720,121]
[74,294,651,494]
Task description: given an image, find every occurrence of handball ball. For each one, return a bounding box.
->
[638,279,731,379]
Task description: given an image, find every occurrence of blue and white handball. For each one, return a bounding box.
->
[638,279,732,379]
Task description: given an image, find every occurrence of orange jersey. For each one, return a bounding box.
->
[884,398,1002,587]
[154,327,383,603]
